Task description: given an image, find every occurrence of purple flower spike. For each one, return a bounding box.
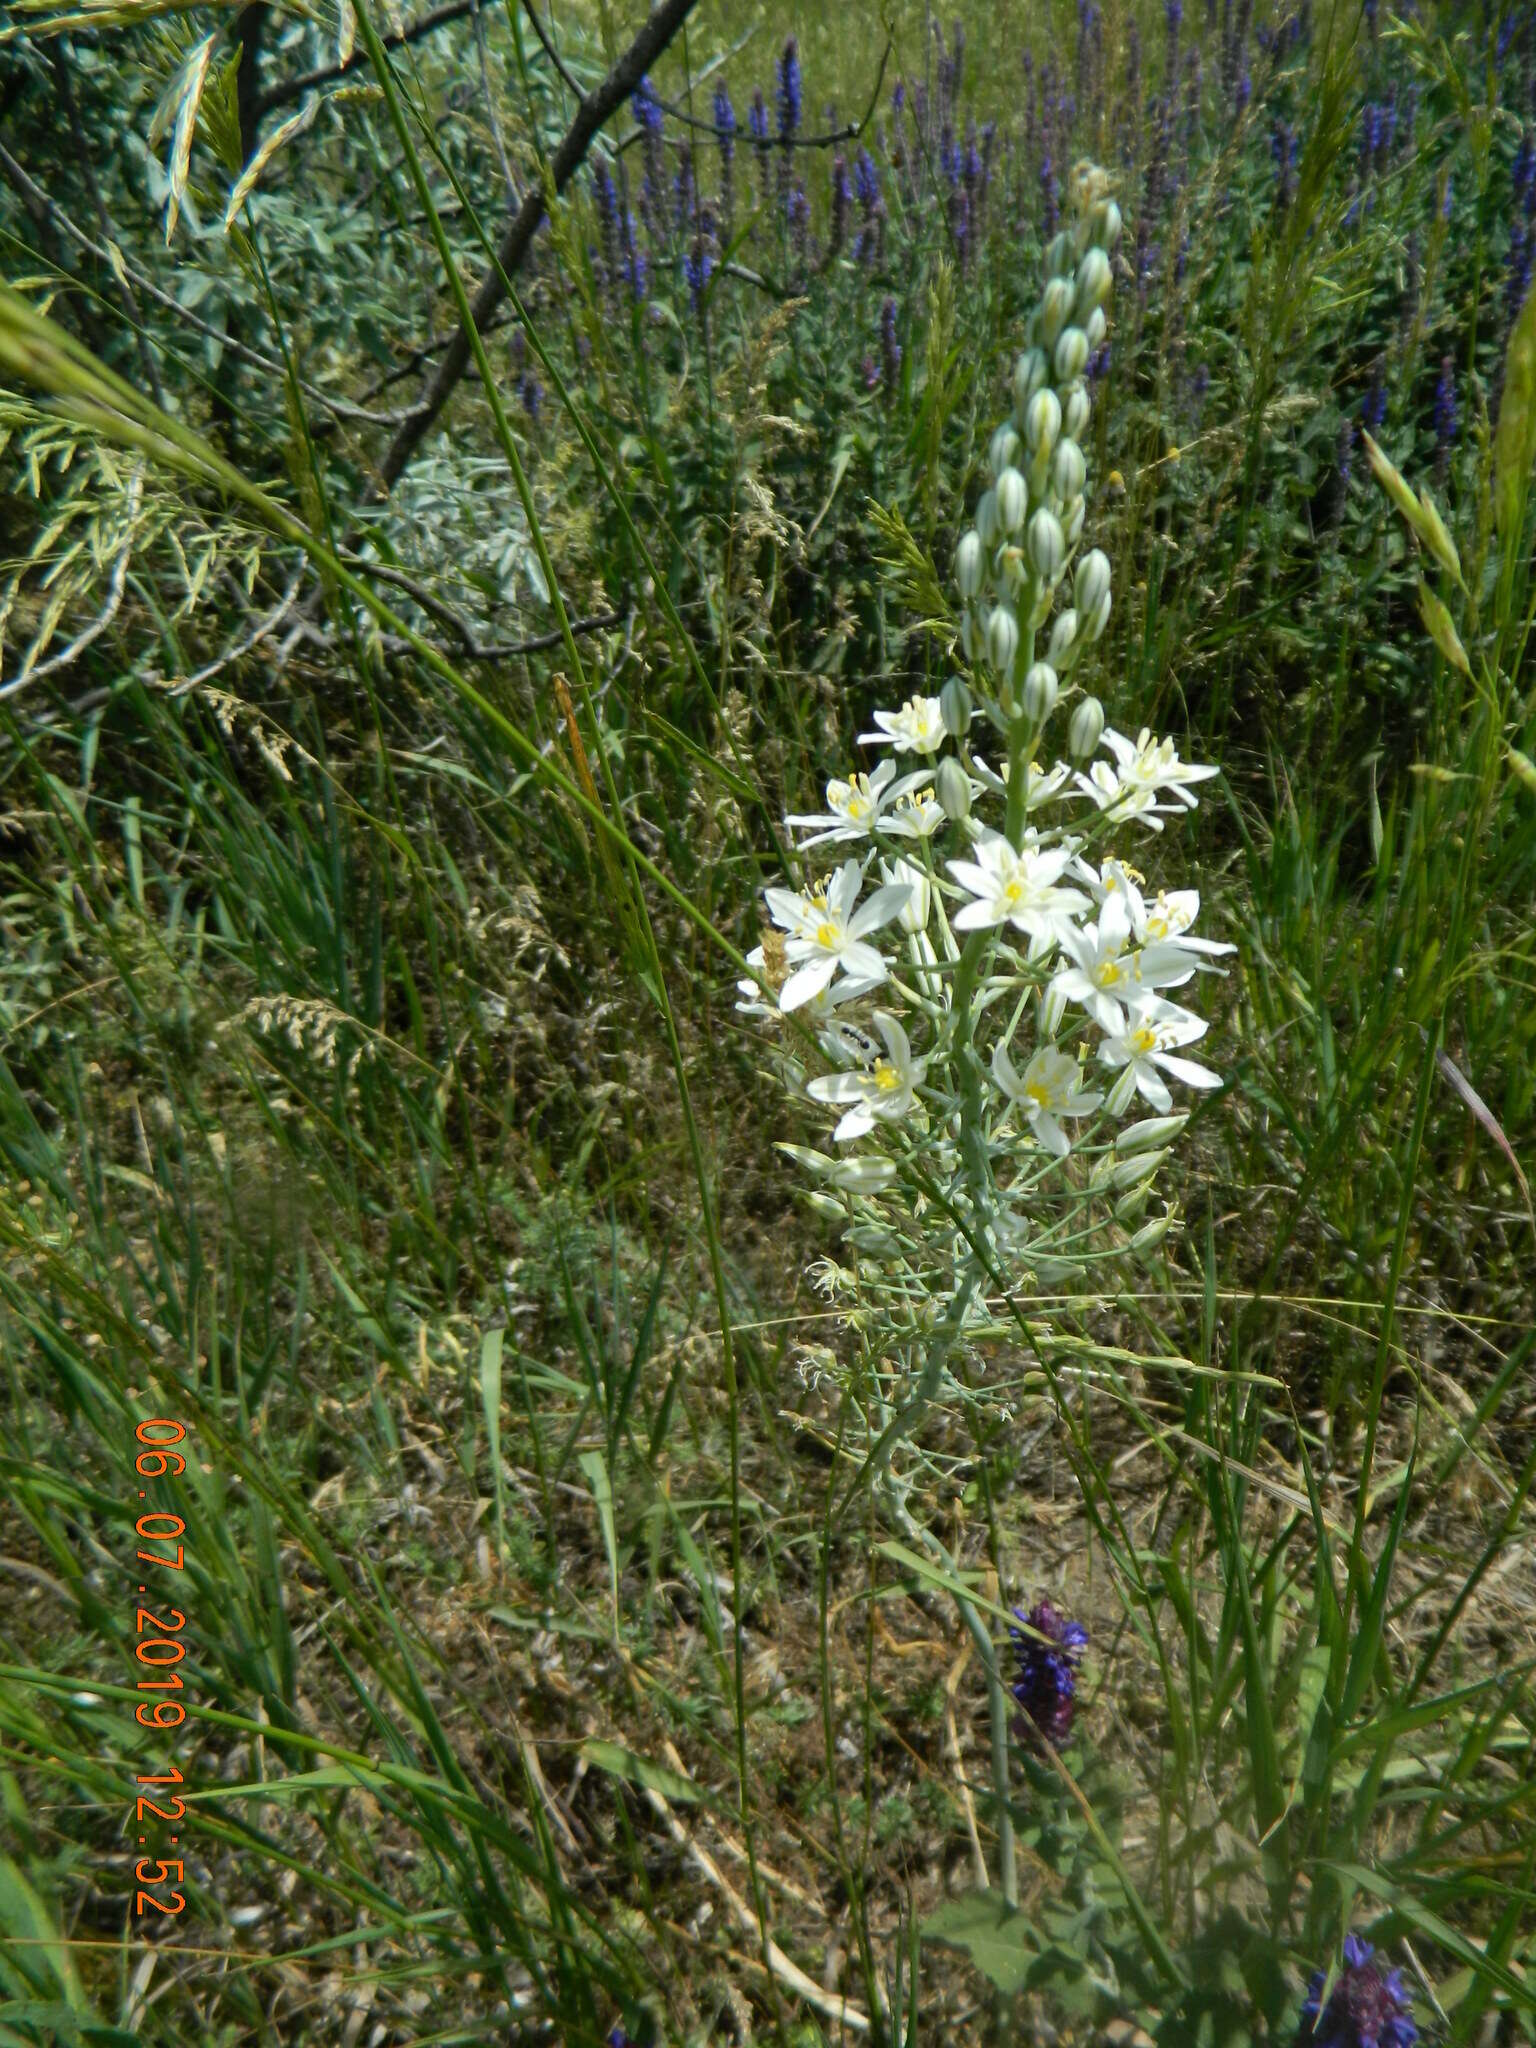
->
[1010,1598,1088,1748]
[776,36,802,141]
[632,76,663,135]
[1299,1935,1417,2048]
[879,295,901,393]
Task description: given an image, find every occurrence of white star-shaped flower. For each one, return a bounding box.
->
[763,859,912,1012]
[1097,995,1221,1113]
[808,1010,927,1142]
[946,831,1089,954]
[859,695,946,754]
[991,1040,1103,1157]
[785,758,932,848]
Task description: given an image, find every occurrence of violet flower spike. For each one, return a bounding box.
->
[1299,1935,1417,2048]
[1010,1598,1088,1748]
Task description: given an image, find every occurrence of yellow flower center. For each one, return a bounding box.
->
[1131,1027,1158,1055]
[873,1061,902,1092]
[1095,959,1123,985]
[1003,878,1026,905]
[815,922,838,949]
[1025,1081,1053,1107]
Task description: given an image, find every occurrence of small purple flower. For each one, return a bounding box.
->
[748,89,769,145]
[1299,1935,1417,2048]
[891,77,906,117]
[861,352,880,390]
[632,75,663,135]
[1010,1598,1088,1748]
[1088,339,1112,381]
[830,153,850,252]
[714,84,736,161]
[880,294,901,393]
[776,36,802,141]
[684,231,714,312]
[854,147,879,211]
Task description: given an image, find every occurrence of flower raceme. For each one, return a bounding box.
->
[745,161,1225,1311]
[1010,1598,1089,1746]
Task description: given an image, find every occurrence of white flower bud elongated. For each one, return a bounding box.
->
[1129,1208,1176,1256]
[1051,438,1087,501]
[1084,590,1111,640]
[1075,547,1112,617]
[1068,692,1104,759]
[986,603,1020,677]
[935,755,972,820]
[1054,325,1090,383]
[959,607,980,661]
[1093,197,1124,249]
[1085,305,1108,350]
[1063,384,1092,439]
[995,465,1028,534]
[976,487,1000,548]
[1075,245,1112,315]
[1027,506,1066,582]
[955,529,984,600]
[883,856,932,933]
[1012,347,1049,412]
[1039,277,1075,348]
[1116,1114,1189,1154]
[1064,496,1087,547]
[940,674,972,737]
[1022,659,1059,723]
[989,424,1022,476]
[1048,608,1079,664]
[827,1157,898,1194]
[1023,387,1062,455]
[1044,229,1077,279]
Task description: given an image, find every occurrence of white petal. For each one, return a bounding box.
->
[1153,1052,1222,1090]
[780,956,838,1011]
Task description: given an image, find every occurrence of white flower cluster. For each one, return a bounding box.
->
[743,164,1231,1286]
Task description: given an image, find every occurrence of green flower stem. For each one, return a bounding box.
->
[880,1478,1019,1908]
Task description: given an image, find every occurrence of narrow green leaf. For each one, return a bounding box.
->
[1494,281,1536,544]
[578,1740,703,1808]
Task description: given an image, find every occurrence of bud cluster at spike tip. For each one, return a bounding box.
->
[952,164,1122,705]
[1010,1598,1089,1746]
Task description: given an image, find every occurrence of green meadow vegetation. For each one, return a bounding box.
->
[1,1,1535,2044]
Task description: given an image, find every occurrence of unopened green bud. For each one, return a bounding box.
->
[1038,277,1075,348]
[935,755,972,820]
[1027,506,1066,581]
[1054,325,1090,383]
[1051,438,1087,501]
[1069,693,1104,759]
[1074,547,1112,617]
[1116,1114,1188,1154]
[1085,305,1108,350]
[1023,387,1062,455]
[975,487,1000,548]
[1083,590,1111,640]
[1064,496,1087,547]
[996,465,1028,534]
[940,674,972,737]
[955,529,984,600]
[1048,609,1079,664]
[1012,347,1049,413]
[1129,1208,1175,1256]
[1044,229,1077,279]
[1093,197,1124,249]
[989,424,1022,476]
[1063,384,1091,439]
[1075,245,1112,315]
[986,604,1020,677]
[1022,659,1059,723]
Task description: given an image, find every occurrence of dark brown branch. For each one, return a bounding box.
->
[252,0,478,118]
[374,0,699,495]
